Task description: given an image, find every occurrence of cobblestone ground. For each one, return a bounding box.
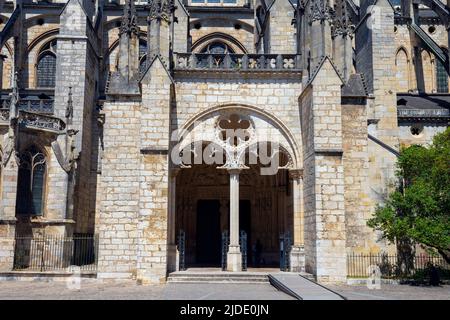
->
[327,284,450,300]
[0,280,449,300]
[0,280,294,300]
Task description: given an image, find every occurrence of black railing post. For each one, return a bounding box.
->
[239,230,247,271]
[177,229,186,271]
[221,230,229,271]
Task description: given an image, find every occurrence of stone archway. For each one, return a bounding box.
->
[168,106,305,272]
[175,160,293,270]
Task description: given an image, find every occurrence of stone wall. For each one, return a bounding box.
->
[189,17,254,53]
[1,41,13,88]
[53,0,98,234]
[137,58,172,284]
[173,74,303,140]
[394,23,449,93]
[398,122,447,147]
[97,100,141,279]
[341,102,376,252]
[358,0,400,217]
[299,58,347,283]
[268,0,297,54]
[0,141,18,272]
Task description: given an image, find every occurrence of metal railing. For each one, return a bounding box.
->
[177,229,186,271]
[221,230,229,271]
[13,234,98,272]
[347,253,450,279]
[0,97,54,114]
[174,53,302,71]
[240,230,247,271]
[279,231,292,271]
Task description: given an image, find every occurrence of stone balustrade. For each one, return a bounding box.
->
[174,53,302,72]
[0,108,65,133]
[397,108,450,118]
[18,110,66,133]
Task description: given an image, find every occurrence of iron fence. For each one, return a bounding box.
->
[13,234,98,272]
[347,253,450,279]
[279,231,292,271]
[177,229,186,271]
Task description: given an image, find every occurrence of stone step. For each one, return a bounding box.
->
[167,277,269,284]
[167,272,269,283]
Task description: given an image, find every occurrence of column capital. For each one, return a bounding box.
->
[227,168,242,175]
[289,168,304,181]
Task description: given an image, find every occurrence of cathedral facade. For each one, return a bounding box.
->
[0,0,448,284]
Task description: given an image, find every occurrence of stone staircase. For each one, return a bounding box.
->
[167,271,270,284]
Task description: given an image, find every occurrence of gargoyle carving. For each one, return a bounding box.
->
[51,129,79,173]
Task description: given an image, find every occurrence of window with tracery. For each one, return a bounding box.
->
[36,39,57,88]
[139,39,147,74]
[16,146,47,216]
[436,53,449,93]
[200,41,234,54]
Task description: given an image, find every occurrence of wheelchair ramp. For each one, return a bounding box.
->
[269,273,345,300]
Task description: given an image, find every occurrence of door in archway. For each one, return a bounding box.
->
[196,200,221,266]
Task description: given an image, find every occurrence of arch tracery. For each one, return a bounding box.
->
[174,104,301,171]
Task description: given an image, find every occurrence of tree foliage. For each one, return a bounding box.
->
[367,127,450,263]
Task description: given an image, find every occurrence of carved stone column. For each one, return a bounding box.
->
[167,168,179,273]
[289,169,305,272]
[227,169,242,272]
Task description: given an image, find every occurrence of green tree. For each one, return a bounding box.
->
[368,127,450,265]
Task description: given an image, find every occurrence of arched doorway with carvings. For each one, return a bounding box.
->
[168,105,304,272]
[175,158,293,269]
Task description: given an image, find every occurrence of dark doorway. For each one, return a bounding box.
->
[196,200,221,266]
[239,200,251,266]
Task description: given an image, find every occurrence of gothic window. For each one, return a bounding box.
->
[421,50,433,93]
[395,48,409,92]
[16,146,47,216]
[201,42,234,54]
[139,40,147,74]
[436,52,448,93]
[36,39,57,88]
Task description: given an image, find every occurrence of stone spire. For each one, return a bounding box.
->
[119,0,139,36]
[108,0,140,95]
[2,71,19,166]
[331,0,354,81]
[9,71,19,122]
[308,0,334,72]
[147,0,175,62]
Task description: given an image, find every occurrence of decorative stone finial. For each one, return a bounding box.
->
[9,71,19,121]
[148,0,175,23]
[309,0,333,25]
[119,0,139,36]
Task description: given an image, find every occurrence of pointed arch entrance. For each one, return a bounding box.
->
[168,105,305,272]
